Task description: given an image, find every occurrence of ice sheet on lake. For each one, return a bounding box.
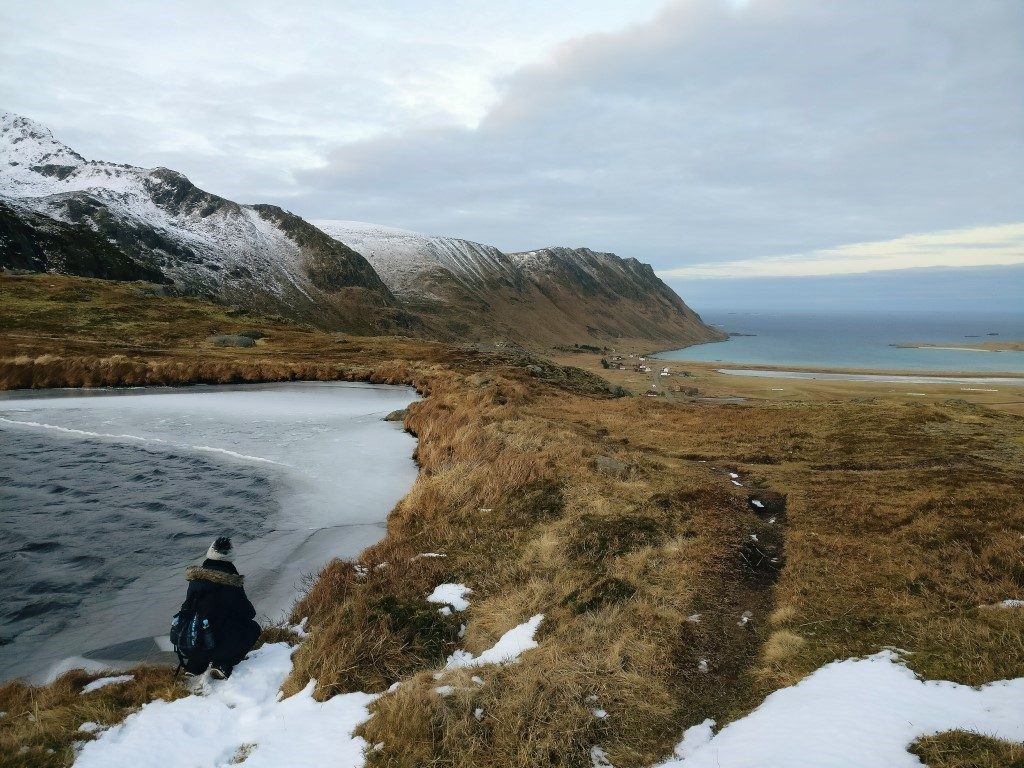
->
[0,382,418,682]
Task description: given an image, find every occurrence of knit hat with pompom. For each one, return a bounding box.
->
[206,536,233,562]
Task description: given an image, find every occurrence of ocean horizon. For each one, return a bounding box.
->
[660,310,1024,373]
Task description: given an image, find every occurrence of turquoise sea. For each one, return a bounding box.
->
[659,312,1024,373]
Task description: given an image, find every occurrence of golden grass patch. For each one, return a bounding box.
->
[3,272,1023,767]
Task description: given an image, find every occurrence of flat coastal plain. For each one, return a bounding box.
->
[553,352,1024,416]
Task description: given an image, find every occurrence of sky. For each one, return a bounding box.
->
[1,0,1022,311]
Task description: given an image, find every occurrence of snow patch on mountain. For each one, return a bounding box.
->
[0,111,84,185]
[314,220,520,301]
[1,112,304,295]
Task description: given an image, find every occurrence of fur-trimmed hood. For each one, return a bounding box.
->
[186,565,244,588]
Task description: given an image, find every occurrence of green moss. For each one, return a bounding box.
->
[370,596,460,661]
[565,577,637,614]
[569,512,669,562]
[503,480,565,525]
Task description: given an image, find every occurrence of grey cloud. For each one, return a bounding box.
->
[295,0,1024,268]
[2,0,1021,273]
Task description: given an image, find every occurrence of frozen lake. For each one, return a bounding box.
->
[0,381,419,683]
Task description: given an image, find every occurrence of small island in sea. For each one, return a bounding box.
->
[894,340,1024,352]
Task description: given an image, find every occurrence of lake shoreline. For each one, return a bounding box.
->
[0,381,418,684]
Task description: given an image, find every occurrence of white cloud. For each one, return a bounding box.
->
[1,0,1022,277]
[295,0,1024,267]
[658,223,1024,278]
[0,0,666,186]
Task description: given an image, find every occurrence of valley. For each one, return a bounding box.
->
[1,273,1021,768]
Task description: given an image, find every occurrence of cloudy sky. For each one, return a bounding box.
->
[1,0,1022,306]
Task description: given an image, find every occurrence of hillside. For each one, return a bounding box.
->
[1,113,721,350]
[0,112,414,335]
[315,220,723,348]
[1,273,1022,768]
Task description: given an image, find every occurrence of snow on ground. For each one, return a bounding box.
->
[670,719,715,761]
[75,643,376,768]
[80,675,134,694]
[983,599,1024,609]
[63,596,1024,768]
[427,583,473,612]
[445,615,543,669]
[651,650,1024,768]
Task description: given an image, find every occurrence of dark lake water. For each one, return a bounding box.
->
[0,382,418,682]
[1,431,273,651]
[660,312,1024,372]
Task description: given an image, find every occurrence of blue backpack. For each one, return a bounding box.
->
[170,596,216,669]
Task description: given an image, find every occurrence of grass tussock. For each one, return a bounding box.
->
[0,667,186,768]
[911,730,1024,768]
[4,272,1024,767]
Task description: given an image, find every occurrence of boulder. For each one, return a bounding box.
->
[594,455,629,478]
[208,334,255,348]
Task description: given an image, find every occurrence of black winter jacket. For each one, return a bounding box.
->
[182,559,257,664]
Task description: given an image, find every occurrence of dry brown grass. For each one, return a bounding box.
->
[0,667,186,768]
[3,272,1024,767]
[911,730,1024,768]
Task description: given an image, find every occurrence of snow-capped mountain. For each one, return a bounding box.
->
[1,111,718,347]
[315,220,721,347]
[313,221,524,303]
[0,112,412,334]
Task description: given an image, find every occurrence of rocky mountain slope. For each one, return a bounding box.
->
[1,111,718,348]
[315,221,721,348]
[0,112,413,334]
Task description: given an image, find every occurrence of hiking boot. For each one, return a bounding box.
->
[210,666,230,680]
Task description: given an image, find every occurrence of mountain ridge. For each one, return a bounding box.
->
[315,220,722,348]
[1,111,720,349]
[0,111,415,335]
